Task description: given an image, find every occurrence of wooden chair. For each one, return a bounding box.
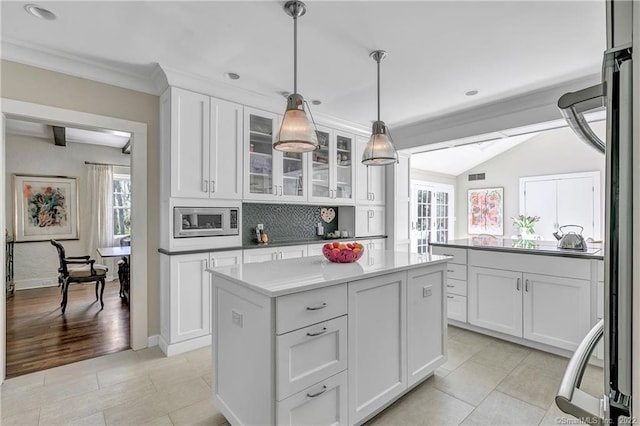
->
[50,240,108,313]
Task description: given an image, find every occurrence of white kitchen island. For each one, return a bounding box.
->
[207,250,449,426]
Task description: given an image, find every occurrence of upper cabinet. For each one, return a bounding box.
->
[244,107,307,202]
[355,135,386,205]
[307,126,356,205]
[161,87,243,200]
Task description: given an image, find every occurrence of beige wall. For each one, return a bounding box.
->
[1,60,161,335]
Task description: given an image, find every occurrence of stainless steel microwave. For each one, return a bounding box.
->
[174,207,239,238]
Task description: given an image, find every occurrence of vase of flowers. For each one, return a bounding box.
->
[512,215,540,240]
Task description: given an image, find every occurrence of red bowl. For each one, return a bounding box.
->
[322,243,365,263]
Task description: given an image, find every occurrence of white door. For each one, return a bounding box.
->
[210,98,243,200]
[468,266,523,337]
[348,272,407,424]
[522,273,591,351]
[556,177,596,239]
[170,253,210,342]
[170,88,210,199]
[407,266,446,387]
[522,179,557,240]
[411,183,454,253]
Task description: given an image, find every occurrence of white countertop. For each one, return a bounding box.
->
[207,250,450,297]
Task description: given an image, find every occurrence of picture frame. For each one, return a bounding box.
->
[13,174,79,242]
[468,187,504,235]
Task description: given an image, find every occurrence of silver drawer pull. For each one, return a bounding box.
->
[447,295,454,299]
[444,253,454,257]
[306,327,327,337]
[307,385,327,398]
[447,284,454,288]
[447,269,454,272]
[306,302,327,311]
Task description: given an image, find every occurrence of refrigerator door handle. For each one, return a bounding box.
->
[556,319,605,422]
[557,83,606,154]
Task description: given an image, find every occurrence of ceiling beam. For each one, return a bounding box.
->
[52,126,66,146]
[122,139,131,154]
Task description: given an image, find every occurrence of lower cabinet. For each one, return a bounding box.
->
[468,265,591,351]
[244,244,308,263]
[355,206,385,237]
[446,293,467,323]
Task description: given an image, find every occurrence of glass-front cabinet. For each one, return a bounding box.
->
[244,107,307,202]
[308,127,355,205]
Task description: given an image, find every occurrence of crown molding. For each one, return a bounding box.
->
[1,38,159,95]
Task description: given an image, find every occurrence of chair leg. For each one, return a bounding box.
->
[95,280,99,301]
[99,278,105,310]
[61,279,69,314]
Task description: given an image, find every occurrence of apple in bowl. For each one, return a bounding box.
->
[322,241,364,263]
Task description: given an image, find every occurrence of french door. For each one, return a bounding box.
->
[411,183,454,254]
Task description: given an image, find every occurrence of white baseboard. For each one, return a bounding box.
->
[147,335,159,347]
[158,334,212,357]
[14,277,59,290]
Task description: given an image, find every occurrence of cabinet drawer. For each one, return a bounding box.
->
[277,370,348,426]
[307,243,325,257]
[446,263,467,281]
[446,278,467,297]
[447,294,467,322]
[276,284,348,335]
[431,246,467,264]
[277,316,347,400]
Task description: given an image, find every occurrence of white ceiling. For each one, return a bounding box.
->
[5,118,131,149]
[0,1,606,129]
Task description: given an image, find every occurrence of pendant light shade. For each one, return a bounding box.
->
[274,0,319,153]
[362,50,398,166]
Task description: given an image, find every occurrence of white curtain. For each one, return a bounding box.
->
[86,164,117,279]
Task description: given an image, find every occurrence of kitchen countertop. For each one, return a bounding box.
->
[207,250,449,297]
[158,235,387,256]
[431,237,604,260]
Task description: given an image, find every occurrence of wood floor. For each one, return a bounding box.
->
[6,280,130,378]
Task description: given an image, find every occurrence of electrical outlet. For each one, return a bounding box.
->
[422,285,432,298]
[232,310,243,328]
[256,224,264,231]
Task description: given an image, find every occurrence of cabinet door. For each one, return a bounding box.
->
[280,150,307,201]
[523,273,591,351]
[368,206,386,236]
[244,248,276,263]
[447,294,467,322]
[309,125,333,202]
[354,135,370,204]
[307,243,325,257]
[245,108,278,200]
[170,88,210,199]
[210,250,243,268]
[368,160,385,205]
[334,131,355,204]
[468,266,523,337]
[210,98,243,200]
[407,266,446,387]
[277,370,348,426]
[279,245,308,260]
[348,272,407,424]
[170,253,210,342]
[355,207,371,237]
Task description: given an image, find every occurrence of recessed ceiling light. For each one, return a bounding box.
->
[311,100,322,106]
[224,72,240,80]
[465,90,479,96]
[24,4,57,20]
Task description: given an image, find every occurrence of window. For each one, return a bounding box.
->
[411,182,454,254]
[113,174,131,237]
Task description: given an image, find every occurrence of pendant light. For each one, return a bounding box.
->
[362,50,398,165]
[274,0,319,153]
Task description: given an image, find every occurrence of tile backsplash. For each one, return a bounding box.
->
[242,203,339,245]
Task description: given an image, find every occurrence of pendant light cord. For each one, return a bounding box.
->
[293,14,298,94]
[376,56,381,122]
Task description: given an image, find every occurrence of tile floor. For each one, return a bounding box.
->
[1,326,603,425]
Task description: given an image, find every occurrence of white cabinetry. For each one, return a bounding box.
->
[355,135,385,205]
[243,244,308,263]
[244,107,307,202]
[468,250,592,351]
[159,250,242,355]
[355,206,385,237]
[308,126,356,205]
[432,246,468,323]
[348,272,407,423]
[162,87,242,200]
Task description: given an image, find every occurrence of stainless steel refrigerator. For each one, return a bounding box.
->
[555,0,635,424]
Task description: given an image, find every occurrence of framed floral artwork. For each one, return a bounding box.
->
[468,187,504,235]
[13,174,79,242]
